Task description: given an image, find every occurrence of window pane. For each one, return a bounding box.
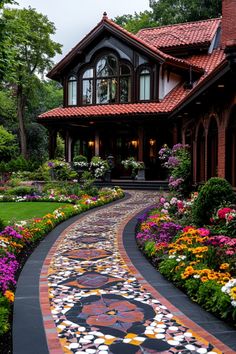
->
[140,74,150,100]
[120,64,131,75]
[82,79,93,105]
[96,55,118,77]
[83,69,93,79]
[96,78,117,104]
[68,79,77,105]
[120,77,131,103]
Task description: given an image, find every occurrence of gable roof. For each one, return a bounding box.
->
[136,18,221,51]
[39,48,226,121]
[48,14,204,80]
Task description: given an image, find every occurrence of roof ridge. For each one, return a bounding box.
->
[137,17,221,34]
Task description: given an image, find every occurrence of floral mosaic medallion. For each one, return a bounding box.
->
[62,248,112,261]
[47,191,224,354]
[59,272,125,289]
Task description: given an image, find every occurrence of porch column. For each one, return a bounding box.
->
[138,126,144,161]
[95,131,100,156]
[172,123,178,145]
[218,123,226,178]
[204,128,208,181]
[193,138,197,185]
[65,131,72,162]
[48,128,57,159]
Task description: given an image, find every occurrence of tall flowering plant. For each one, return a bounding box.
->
[158,143,191,196]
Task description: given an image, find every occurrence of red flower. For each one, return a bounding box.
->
[217,208,233,220]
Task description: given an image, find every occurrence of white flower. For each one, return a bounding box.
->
[231,301,236,307]
[170,197,178,205]
[193,275,200,279]
[164,202,170,209]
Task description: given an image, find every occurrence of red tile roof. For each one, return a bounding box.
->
[136,18,221,50]
[39,48,226,121]
[48,16,204,79]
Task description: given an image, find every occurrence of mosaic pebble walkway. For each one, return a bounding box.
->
[40,191,232,354]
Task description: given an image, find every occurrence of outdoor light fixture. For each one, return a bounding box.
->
[88,140,94,147]
[131,140,138,148]
[217,84,225,88]
[195,101,202,105]
[149,138,156,146]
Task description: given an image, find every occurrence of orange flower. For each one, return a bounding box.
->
[4,290,14,302]
[220,263,229,270]
[200,276,208,282]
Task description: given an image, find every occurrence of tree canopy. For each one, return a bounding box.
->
[0,7,62,159]
[114,0,222,33]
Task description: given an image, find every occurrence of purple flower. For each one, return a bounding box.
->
[0,226,22,239]
[0,253,19,292]
[165,156,180,168]
[48,161,55,168]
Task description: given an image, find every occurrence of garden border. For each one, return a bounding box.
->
[12,193,129,354]
[118,207,236,353]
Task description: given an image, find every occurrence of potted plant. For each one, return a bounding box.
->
[121,157,145,180]
[90,156,110,180]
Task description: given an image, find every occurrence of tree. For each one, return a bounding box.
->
[0,125,17,161]
[150,0,222,25]
[1,7,62,159]
[114,0,222,33]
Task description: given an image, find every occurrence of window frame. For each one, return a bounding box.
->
[80,52,133,106]
[67,75,78,106]
[137,66,153,102]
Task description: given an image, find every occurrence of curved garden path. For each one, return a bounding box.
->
[13,191,235,354]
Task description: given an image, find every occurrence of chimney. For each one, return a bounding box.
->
[221,0,236,48]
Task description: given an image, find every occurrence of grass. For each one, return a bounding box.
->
[0,202,70,224]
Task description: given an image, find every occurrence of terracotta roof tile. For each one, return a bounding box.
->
[39,48,226,121]
[136,18,221,50]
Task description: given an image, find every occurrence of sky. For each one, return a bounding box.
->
[13,0,150,63]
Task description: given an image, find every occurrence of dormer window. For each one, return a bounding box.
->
[139,69,151,101]
[81,53,132,105]
[68,76,77,105]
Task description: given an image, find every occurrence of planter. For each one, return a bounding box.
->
[136,169,145,181]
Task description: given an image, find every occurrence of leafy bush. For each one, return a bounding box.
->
[0,295,10,336]
[5,186,37,196]
[192,178,235,225]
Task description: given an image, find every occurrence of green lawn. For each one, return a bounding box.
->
[0,202,70,224]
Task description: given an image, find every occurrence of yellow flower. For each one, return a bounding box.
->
[201,276,208,282]
[220,263,229,270]
[4,290,14,302]
[230,287,236,300]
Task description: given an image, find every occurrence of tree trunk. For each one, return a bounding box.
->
[17,84,28,159]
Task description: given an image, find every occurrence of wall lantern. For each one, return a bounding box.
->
[149,138,156,146]
[88,140,94,147]
[131,140,138,148]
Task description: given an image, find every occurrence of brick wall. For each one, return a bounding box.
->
[221,0,236,48]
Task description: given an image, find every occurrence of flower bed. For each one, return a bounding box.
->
[136,195,236,325]
[0,187,124,339]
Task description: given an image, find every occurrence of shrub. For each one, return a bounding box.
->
[5,186,37,196]
[192,178,235,226]
[0,295,10,336]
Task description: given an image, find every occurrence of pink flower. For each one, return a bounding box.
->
[197,228,210,237]
[177,200,184,210]
[217,208,233,220]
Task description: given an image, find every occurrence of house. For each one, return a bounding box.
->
[38,0,236,186]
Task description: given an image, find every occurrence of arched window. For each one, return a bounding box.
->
[96,55,118,104]
[81,54,132,105]
[82,69,94,105]
[68,76,77,105]
[120,64,131,103]
[139,69,151,101]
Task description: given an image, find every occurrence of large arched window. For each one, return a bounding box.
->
[139,69,151,101]
[68,76,77,105]
[81,54,132,105]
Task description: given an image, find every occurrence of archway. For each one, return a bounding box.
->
[207,118,218,179]
[226,107,236,187]
[196,124,205,183]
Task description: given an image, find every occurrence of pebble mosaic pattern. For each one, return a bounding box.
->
[47,191,223,354]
